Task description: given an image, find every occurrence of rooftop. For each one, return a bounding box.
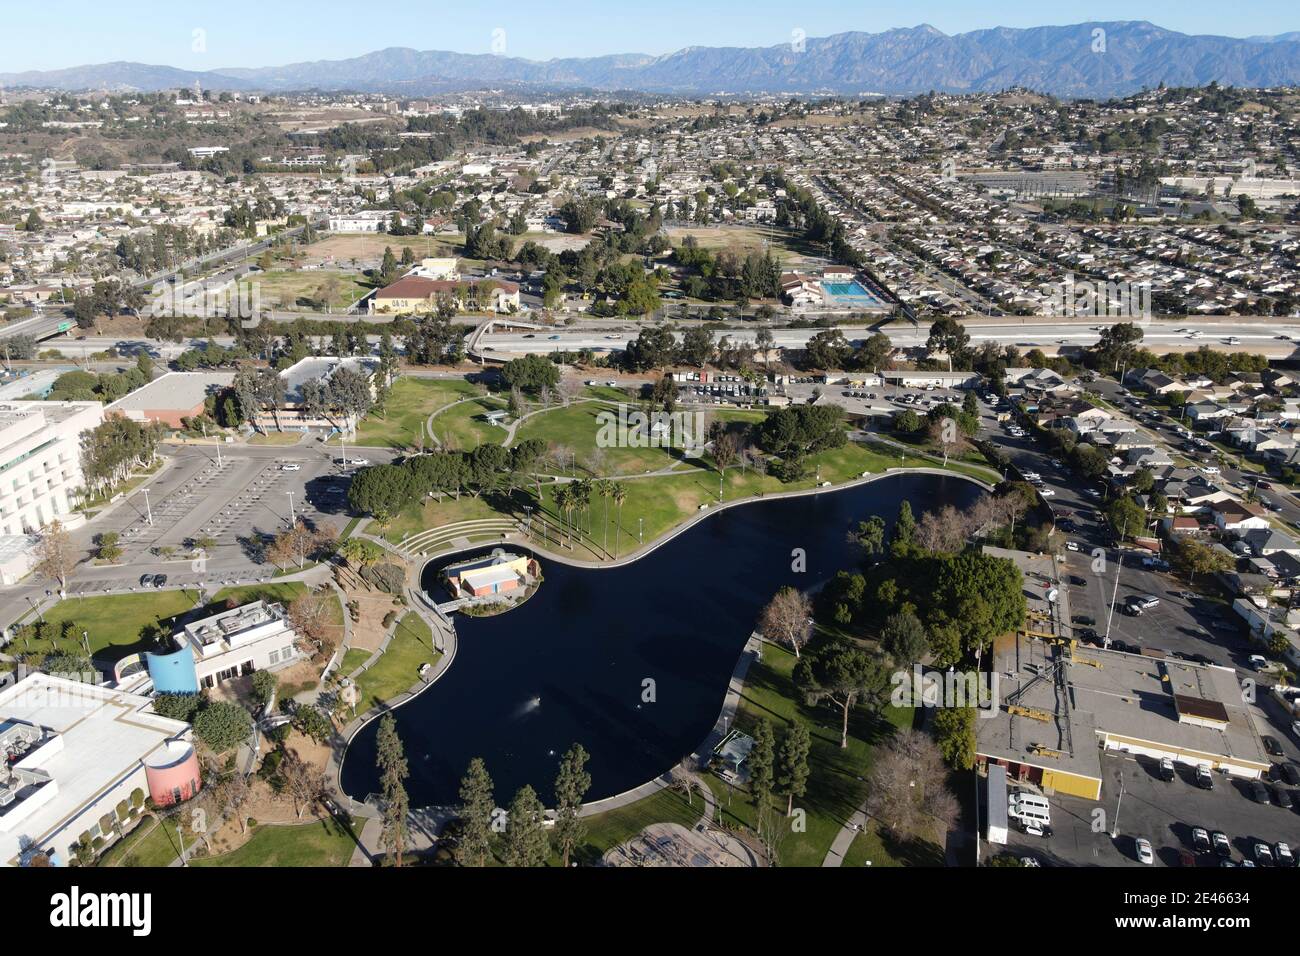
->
[107,371,234,414]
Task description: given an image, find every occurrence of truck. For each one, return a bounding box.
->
[986,764,1009,846]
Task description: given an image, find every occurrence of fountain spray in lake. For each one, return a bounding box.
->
[515,695,542,718]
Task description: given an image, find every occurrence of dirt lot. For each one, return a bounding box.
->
[303,233,463,266]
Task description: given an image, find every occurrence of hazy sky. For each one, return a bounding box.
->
[6,0,1299,73]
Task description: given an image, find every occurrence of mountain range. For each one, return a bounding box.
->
[4,21,1300,99]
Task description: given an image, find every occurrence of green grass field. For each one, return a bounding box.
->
[512,401,681,476]
[701,640,914,868]
[97,817,183,867]
[429,395,509,451]
[383,492,509,544]
[191,817,358,867]
[353,612,442,709]
[564,785,705,866]
[14,590,199,663]
[352,377,480,449]
[242,270,372,311]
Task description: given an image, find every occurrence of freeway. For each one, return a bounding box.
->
[475,318,1300,357]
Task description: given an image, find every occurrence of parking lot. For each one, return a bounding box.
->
[1002,751,1300,867]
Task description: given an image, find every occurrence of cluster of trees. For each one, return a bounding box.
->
[756,404,846,481]
[727,716,811,861]
[450,744,593,867]
[671,237,784,303]
[347,439,549,522]
[819,497,1028,667]
[78,416,166,501]
[500,354,561,393]
[46,359,154,404]
[802,329,894,372]
[71,279,147,329]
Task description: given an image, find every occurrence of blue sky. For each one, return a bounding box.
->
[6,1,1299,73]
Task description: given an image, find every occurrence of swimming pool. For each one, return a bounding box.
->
[821,280,888,306]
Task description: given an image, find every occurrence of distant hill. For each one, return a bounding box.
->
[4,22,1300,98]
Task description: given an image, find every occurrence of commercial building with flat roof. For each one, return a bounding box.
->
[0,673,199,866]
[106,370,234,429]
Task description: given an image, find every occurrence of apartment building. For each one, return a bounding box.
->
[0,401,103,538]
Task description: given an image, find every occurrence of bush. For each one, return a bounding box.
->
[360,561,405,594]
[192,701,253,753]
[292,706,333,744]
[131,788,145,809]
[153,693,202,722]
[116,800,130,822]
[382,610,398,628]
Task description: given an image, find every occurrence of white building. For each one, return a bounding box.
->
[327,210,394,233]
[0,673,199,866]
[146,600,302,693]
[0,401,103,537]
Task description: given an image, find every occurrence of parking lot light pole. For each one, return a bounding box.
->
[287,492,295,528]
[144,489,154,527]
[1110,769,1125,839]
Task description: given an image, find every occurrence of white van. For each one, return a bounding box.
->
[1009,801,1052,827]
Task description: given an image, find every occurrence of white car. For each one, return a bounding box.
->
[1136,838,1154,865]
[279,463,301,471]
[1039,488,1056,497]
[1066,540,1080,552]
[347,458,369,467]
[1200,466,1220,475]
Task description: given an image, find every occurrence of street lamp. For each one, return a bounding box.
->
[81,629,89,657]
[638,517,643,545]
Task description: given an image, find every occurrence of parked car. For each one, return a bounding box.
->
[1250,779,1271,803]
[279,463,301,471]
[1196,766,1214,790]
[1270,784,1293,809]
[1276,842,1296,867]
[1135,837,1154,865]
[1212,831,1232,858]
[139,574,153,587]
[1191,827,1211,854]
[152,574,168,588]
[1254,843,1275,867]
[1263,736,1284,757]
[1278,763,1300,786]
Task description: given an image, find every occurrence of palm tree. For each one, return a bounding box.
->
[554,483,575,548]
[596,479,614,555]
[573,479,592,536]
[612,482,627,559]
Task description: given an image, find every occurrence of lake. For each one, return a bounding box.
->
[338,472,982,807]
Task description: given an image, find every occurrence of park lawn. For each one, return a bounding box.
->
[561,785,705,866]
[247,431,303,446]
[97,817,183,867]
[339,647,371,676]
[512,401,680,476]
[430,395,509,451]
[703,640,913,868]
[383,492,508,544]
[841,819,945,868]
[242,270,372,311]
[351,377,480,449]
[191,817,358,867]
[17,590,200,663]
[353,612,442,710]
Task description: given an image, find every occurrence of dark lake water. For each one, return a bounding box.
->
[338,473,982,807]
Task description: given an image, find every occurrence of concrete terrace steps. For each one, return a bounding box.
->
[400,517,521,553]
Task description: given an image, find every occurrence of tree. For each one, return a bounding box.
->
[866,728,959,841]
[376,714,411,866]
[292,705,333,744]
[281,752,328,820]
[193,701,252,752]
[348,463,417,523]
[1171,536,1233,586]
[250,669,278,708]
[926,317,971,371]
[851,516,886,560]
[210,762,252,834]
[777,722,811,817]
[748,717,776,816]
[794,638,887,748]
[457,757,496,867]
[552,743,592,867]
[881,610,927,668]
[758,586,813,658]
[34,520,76,591]
[927,550,1026,666]
[612,482,628,558]
[933,706,977,769]
[1106,495,1147,541]
[503,785,550,867]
